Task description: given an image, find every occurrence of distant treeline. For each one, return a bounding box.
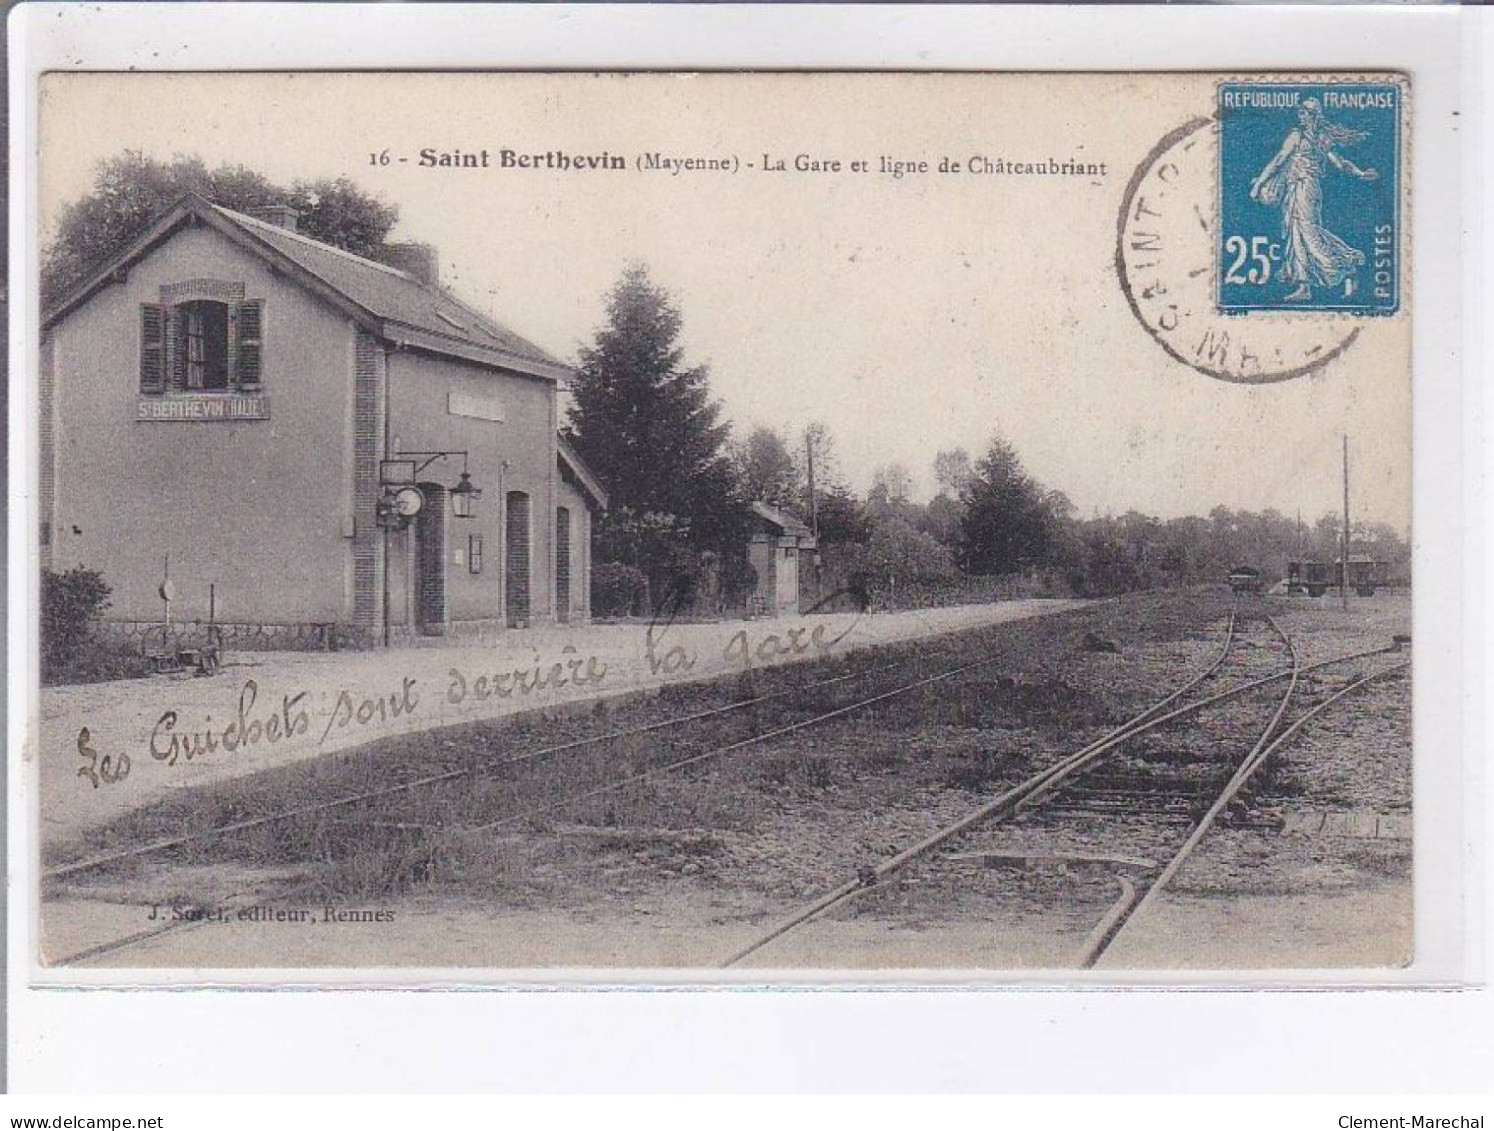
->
[560,264,1409,613]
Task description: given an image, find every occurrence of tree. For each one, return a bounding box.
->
[923,447,978,562]
[1313,513,1344,560]
[815,484,873,546]
[564,264,744,562]
[960,434,1055,575]
[919,493,965,555]
[285,177,399,260]
[933,447,975,498]
[862,517,957,594]
[867,462,919,526]
[43,152,399,304]
[732,426,803,513]
[868,463,914,511]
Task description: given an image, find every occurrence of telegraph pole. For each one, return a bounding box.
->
[1341,434,1350,611]
[805,428,823,602]
[804,429,820,542]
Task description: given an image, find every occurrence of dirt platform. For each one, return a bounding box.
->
[36,599,1084,846]
[40,589,1413,974]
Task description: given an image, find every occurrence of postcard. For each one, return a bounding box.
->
[31,70,1415,976]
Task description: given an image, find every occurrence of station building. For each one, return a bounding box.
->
[40,193,606,646]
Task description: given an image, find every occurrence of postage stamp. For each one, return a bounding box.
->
[1216,80,1403,315]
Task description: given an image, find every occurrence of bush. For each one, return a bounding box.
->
[719,554,757,610]
[41,566,114,681]
[592,561,650,619]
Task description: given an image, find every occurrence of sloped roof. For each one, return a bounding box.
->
[43,193,572,382]
[556,436,609,511]
[751,500,814,540]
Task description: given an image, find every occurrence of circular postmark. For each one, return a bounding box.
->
[1117,116,1360,384]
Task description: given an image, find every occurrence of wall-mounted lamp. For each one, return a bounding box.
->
[450,468,482,519]
[381,450,483,521]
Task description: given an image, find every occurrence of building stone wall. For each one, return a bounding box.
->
[351,329,387,637]
[556,476,593,622]
[386,348,558,626]
[47,225,356,626]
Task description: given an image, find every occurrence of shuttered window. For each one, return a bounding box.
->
[140,303,166,392]
[235,300,264,389]
[142,291,265,393]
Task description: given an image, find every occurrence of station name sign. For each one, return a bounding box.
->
[138,394,271,422]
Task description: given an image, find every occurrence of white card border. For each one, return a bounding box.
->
[6,0,1487,1092]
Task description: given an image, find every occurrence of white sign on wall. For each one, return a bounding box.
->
[448,391,505,422]
[137,394,271,421]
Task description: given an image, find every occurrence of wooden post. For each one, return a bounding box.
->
[805,429,822,603]
[805,431,820,541]
[1341,435,1350,611]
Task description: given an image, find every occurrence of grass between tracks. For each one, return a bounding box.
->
[50,588,1408,919]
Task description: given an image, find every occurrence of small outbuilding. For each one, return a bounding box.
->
[747,501,817,617]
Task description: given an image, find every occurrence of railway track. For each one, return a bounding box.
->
[44,640,955,884]
[44,598,1409,969]
[42,622,1018,964]
[1075,656,1409,966]
[719,607,1408,968]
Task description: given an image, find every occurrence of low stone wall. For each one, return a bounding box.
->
[95,619,364,653]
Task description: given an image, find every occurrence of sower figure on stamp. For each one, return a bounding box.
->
[1249,97,1379,302]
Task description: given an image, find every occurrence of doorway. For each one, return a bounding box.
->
[413,483,447,634]
[556,506,571,624]
[505,490,531,628]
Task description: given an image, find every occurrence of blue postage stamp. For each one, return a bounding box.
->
[1217,80,1401,314]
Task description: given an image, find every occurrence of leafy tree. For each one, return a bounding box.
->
[285,177,399,259]
[815,485,873,546]
[861,517,957,594]
[867,462,915,516]
[732,426,804,514]
[919,493,965,554]
[960,434,1055,575]
[933,447,975,497]
[923,447,980,562]
[1356,522,1410,575]
[43,152,398,304]
[1075,530,1147,596]
[1313,513,1345,560]
[564,264,745,564]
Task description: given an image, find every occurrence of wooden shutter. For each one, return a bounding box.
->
[235,300,263,389]
[139,304,166,392]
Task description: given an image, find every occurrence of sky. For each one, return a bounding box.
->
[39,72,1412,532]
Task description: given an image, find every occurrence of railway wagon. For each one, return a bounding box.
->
[1287,557,1385,597]
[1227,566,1266,595]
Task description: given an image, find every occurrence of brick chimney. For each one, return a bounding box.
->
[378,242,440,287]
[249,204,300,232]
